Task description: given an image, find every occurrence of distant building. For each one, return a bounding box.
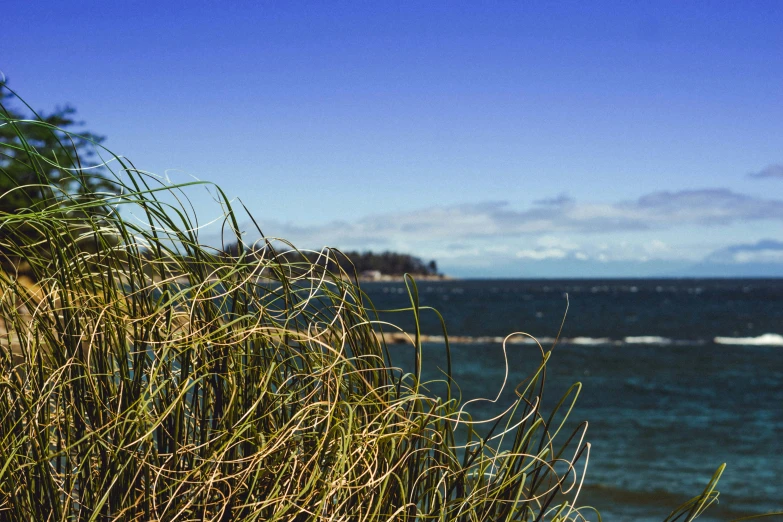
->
[360,270,382,281]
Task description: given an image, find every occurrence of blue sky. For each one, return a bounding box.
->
[4,1,783,277]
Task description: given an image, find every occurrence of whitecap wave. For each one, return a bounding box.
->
[623,336,673,345]
[569,337,613,345]
[385,332,769,347]
[713,333,783,346]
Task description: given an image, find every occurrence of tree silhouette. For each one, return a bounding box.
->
[0,81,118,275]
[0,80,116,216]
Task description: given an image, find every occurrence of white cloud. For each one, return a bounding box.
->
[705,239,783,264]
[734,250,783,263]
[224,188,783,274]
[513,236,585,261]
[644,239,669,254]
[536,235,579,250]
[255,188,783,249]
[515,248,568,260]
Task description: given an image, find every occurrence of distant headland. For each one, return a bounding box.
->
[223,243,449,281]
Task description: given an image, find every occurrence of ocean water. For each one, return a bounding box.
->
[361,278,783,520]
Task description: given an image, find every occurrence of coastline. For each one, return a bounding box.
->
[357,274,455,283]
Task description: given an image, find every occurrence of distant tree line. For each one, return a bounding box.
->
[342,250,438,276]
[223,243,439,277]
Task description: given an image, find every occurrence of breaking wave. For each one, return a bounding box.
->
[381,332,783,346]
[713,333,783,346]
[624,336,672,345]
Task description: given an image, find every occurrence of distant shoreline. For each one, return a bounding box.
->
[357,274,456,283]
[363,275,783,282]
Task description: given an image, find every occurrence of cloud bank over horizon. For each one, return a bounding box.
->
[224,187,783,277]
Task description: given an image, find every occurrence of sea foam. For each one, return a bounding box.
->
[713,333,783,346]
[623,336,673,345]
[569,337,613,345]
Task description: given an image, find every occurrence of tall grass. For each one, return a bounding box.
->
[0,94,727,521]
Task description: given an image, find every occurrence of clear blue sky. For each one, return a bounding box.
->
[4,1,783,277]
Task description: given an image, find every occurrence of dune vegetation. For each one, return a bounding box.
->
[0,88,727,521]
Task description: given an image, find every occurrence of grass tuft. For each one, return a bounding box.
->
[0,94,730,521]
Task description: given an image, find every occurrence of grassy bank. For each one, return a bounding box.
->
[0,95,726,521]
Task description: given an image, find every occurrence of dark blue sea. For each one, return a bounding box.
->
[361,278,783,521]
